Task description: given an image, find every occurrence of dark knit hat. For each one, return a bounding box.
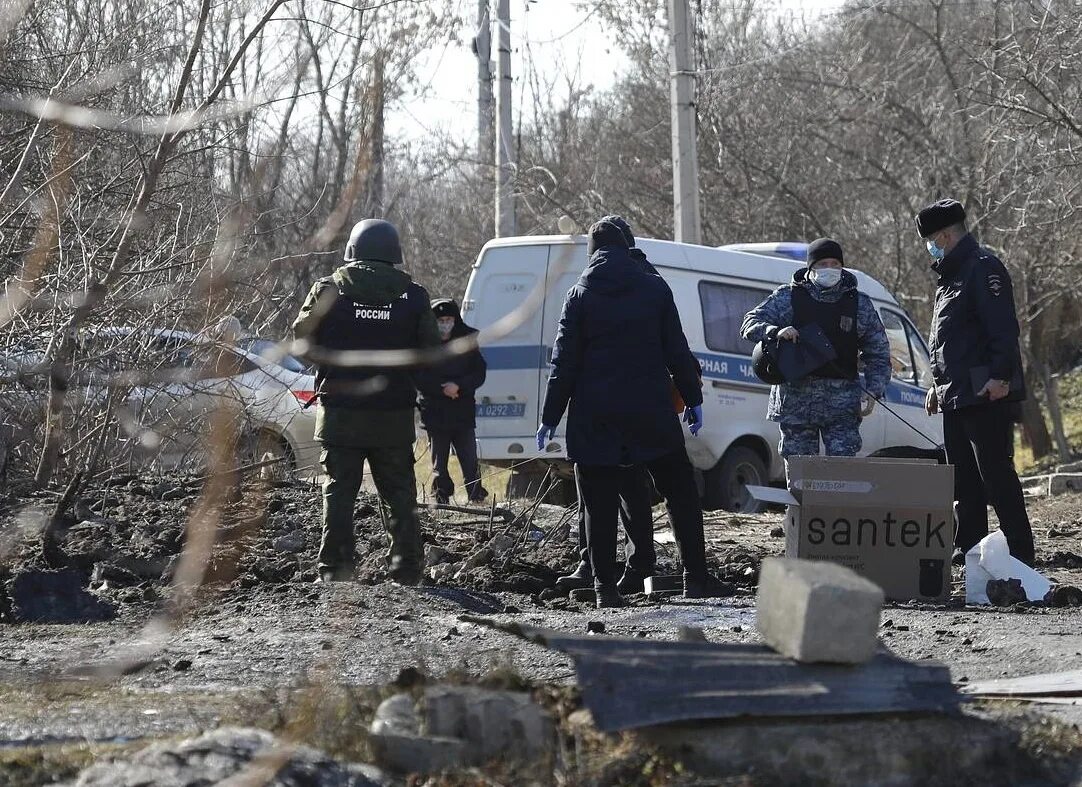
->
[587,218,630,255]
[806,237,844,268]
[916,199,966,238]
[600,215,635,248]
[430,298,460,319]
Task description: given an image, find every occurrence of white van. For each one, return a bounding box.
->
[461,235,942,511]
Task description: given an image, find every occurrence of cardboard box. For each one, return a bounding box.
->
[748,456,954,602]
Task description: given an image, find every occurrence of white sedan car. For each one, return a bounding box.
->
[80,328,320,478]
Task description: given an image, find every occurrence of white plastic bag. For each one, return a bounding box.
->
[965,530,1051,605]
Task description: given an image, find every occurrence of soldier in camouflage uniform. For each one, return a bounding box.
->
[293,219,440,585]
[740,238,891,468]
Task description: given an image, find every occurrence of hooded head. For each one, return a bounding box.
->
[600,215,635,248]
[586,218,630,256]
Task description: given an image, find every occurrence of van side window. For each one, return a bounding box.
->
[880,309,933,387]
[903,317,934,388]
[698,282,768,356]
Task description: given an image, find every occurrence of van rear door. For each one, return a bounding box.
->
[538,244,588,448]
[463,243,550,448]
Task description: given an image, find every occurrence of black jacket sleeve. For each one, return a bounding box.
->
[456,347,487,397]
[660,290,703,408]
[973,256,1021,382]
[540,290,583,427]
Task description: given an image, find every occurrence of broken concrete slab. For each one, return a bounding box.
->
[756,557,884,664]
[639,714,1062,787]
[422,685,554,763]
[1020,472,1082,496]
[368,731,468,775]
[64,726,388,786]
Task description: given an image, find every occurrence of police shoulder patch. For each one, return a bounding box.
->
[987,272,1004,297]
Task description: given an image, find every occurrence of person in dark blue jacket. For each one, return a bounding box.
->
[917,199,1035,565]
[415,299,488,504]
[538,218,726,607]
[553,216,658,596]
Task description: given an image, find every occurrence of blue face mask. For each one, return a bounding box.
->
[926,239,945,260]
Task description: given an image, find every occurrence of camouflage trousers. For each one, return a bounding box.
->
[778,415,862,460]
[317,444,421,575]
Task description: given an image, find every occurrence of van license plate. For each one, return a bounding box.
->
[476,402,527,418]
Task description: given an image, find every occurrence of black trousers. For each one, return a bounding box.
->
[428,427,486,501]
[574,464,656,576]
[577,448,707,586]
[943,400,1035,563]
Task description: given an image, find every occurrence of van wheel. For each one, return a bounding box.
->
[704,446,767,513]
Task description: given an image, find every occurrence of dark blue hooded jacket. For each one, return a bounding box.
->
[541,245,702,466]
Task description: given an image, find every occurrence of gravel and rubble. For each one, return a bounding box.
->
[1,474,1081,784]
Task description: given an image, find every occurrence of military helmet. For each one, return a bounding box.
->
[344,219,402,265]
[751,338,786,385]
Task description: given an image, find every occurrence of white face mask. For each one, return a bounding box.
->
[811,268,842,288]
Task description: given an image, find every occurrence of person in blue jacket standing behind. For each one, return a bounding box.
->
[538,218,727,608]
[740,238,891,475]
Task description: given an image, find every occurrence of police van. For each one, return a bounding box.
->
[461,235,941,511]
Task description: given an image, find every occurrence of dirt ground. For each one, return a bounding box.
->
[1,474,1080,781]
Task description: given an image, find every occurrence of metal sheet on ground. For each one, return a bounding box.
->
[962,669,1082,698]
[506,625,960,731]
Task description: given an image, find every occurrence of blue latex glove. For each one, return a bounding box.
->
[683,405,703,436]
[536,423,556,451]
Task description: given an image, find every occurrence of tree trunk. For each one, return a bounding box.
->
[1034,358,1072,463]
[1019,377,1053,460]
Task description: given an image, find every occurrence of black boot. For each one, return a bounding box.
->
[318,565,354,583]
[389,558,422,586]
[616,567,647,595]
[595,583,627,609]
[555,561,593,593]
[683,572,735,599]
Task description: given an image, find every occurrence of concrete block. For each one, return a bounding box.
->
[370,693,419,736]
[756,558,884,664]
[1048,473,1082,496]
[422,686,554,763]
[368,731,468,774]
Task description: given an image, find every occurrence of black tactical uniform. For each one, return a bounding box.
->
[919,201,1035,564]
[293,219,440,583]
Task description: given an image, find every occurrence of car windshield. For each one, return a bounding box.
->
[240,338,309,373]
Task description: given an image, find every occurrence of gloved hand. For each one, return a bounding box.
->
[682,405,703,436]
[536,423,556,451]
[860,394,876,417]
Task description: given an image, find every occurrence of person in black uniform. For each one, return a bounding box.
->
[917,199,1036,565]
[293,219,440,584]
[538,218,726,607]
[415,298,489,504]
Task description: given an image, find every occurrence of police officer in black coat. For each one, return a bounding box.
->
[415,299,488,504]
[538,218,726,607]
[917,199,1036,565]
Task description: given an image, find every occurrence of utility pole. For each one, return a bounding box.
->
[366,51,385,218]
[494,0,515,237]
[472,0,494,163]
[667,0,701,244]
